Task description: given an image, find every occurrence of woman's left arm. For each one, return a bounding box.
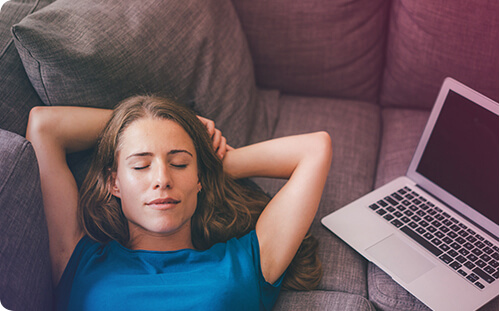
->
[222,132,332,284]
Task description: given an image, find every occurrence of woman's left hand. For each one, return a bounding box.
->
[197,116,233,159]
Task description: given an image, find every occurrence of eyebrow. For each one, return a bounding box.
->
[125,149,193,160]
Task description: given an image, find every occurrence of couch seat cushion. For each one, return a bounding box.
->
[251,95,381,295]
[274,290,376,311]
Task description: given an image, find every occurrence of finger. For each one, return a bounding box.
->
[197,116,215,137]
[216,136,227,159]
[212,129,222,150]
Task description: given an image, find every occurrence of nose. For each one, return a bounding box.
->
[153,162,172,190]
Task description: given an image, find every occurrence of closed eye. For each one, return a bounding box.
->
[171,164,187,169]
[133,165,149,170]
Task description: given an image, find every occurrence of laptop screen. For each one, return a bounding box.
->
[416,90,499,226]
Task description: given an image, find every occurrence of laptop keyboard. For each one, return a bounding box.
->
[368,186,499,290]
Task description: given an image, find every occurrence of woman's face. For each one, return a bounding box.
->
[110,117,200,247]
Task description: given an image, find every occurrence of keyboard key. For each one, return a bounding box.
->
[467,273,479,283]
[385,196,398,206]
[384,214,394,221]
[475,282,485,289]
[463,242,474,250]
[431,238,442,246]
[448,249,459,257]
[459,248,470,256]
[458,230,469,237]
[450,261,462,270]
[484,265,496,275]
[391,219,404,228]
[472,248,482,257]
[483,247,493,255]
[467,235,478,243]
[442,237,453,244]
[435,231,445,238]
[457,269,468,277]
[480,254,491,262]
[467,254,478,262]
[400,226,443,256]
[476,260,487,268]
[450,225,461,232]
[473,267,495,284]
[419,220,429,228]
[392,192,404,201]
[475,241,485,249]
[378,200,388,207]
[439,244,451,252]
[376,209,387,216]
[439,254,453,264]
[408,222,418,229]
[427,226,437,233]
[456,255,467,263]
[369,204,379,210]
[465,261,476,270]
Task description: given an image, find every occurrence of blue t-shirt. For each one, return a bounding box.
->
[55,231,284,311]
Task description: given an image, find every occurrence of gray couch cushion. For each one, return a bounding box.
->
[12,0,260,148]
[0,129,52,311]
[374,108,430,188]
[251,95,381,296]
[0,0,54,135]
[380,0,499,109]
[231,0,389,102]
[274,290,376,311]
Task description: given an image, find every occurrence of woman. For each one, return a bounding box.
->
[27,95,332,310]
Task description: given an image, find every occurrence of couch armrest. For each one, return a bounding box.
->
[0,129,53,311]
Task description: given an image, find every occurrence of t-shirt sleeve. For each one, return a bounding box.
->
[242,230,285,311]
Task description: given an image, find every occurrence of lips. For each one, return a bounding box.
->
[146,197,181,210]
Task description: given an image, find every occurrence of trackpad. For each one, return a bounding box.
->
[366,234,436,283]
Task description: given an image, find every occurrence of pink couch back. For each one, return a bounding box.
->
[232,0,498,109]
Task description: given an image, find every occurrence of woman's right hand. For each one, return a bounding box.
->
[196,116,233,160]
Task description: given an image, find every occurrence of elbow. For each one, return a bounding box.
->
[313,131,333,162]
[26,106,56,144]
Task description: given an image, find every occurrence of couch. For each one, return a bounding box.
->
[0,0,498,310]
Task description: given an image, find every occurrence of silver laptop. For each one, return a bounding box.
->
[322,77,499,311]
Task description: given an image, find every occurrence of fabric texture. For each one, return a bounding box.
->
[0,0,55,135]
[251,95,381,296]
[274,290,376,311]
[374,108,430,188]
[231,0,390,102]
[0,129,52,311]
[380,0,499,109]
[12,0,263,148]
[56,231,283,311]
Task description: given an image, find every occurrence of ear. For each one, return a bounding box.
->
[197,179,202,193]
[109,171,121,198]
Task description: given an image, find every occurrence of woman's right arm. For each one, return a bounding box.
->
[26,106,113,286]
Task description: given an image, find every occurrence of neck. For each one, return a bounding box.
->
[127,222,194,252]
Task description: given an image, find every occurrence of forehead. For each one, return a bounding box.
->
[118,118,196,156]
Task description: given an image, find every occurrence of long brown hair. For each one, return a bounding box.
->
[78,95,322,290]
